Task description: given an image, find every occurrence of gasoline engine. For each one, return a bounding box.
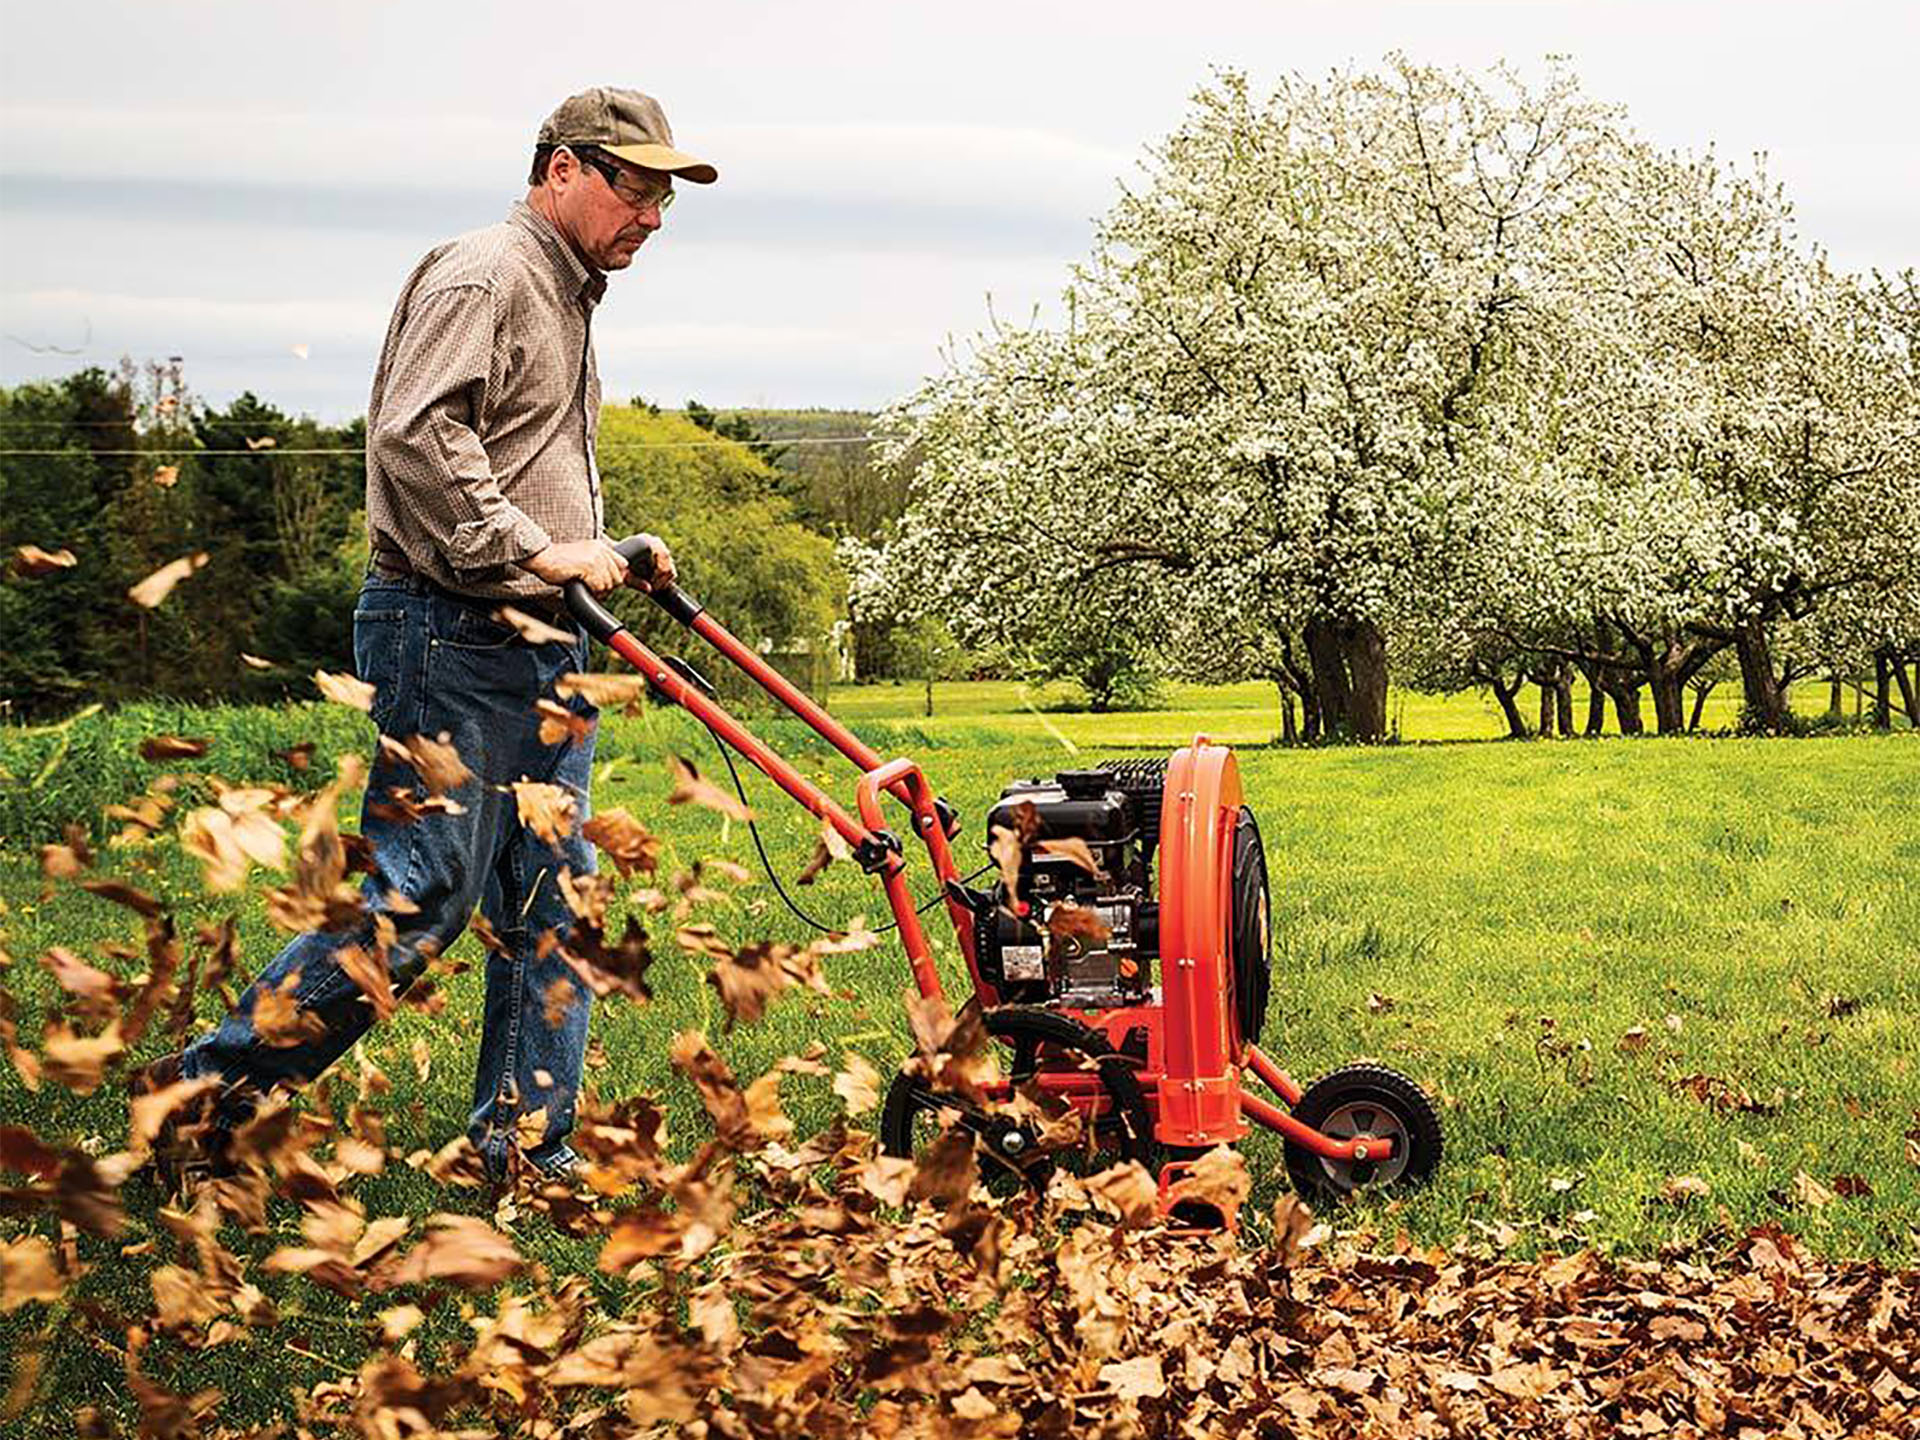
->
[957,759,1272,1045]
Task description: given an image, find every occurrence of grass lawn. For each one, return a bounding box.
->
[0,683,1915,1432]
[824,671,1838,745]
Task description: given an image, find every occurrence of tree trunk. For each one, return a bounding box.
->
[1275,679,1298,744]
[1555,672,1574,736]
[1606,680,1645,735]
[1827,676,1844,717]
[1873,648,1892,730]
[1733,617,1788,733]
[1895,657,1920,729]
[1537,678,1555,738]
[1303,617,1389,741]
[1345,621,1389,740]
[1574,659,1607,736]
[925,675,934,718]
[1647,666,1687,735]
[1489,671,1529,739]
[1279,634,1319,742]
[1688,680,1716,731]
[1304,618,1352,739]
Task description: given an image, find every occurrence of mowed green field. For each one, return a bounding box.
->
[0,682,1916,1429]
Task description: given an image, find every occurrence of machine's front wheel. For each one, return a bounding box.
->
[877,1008,1155,1194]
[1283,1062,1443,1202]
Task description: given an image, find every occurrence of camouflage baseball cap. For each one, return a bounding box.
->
[537,87,717,184]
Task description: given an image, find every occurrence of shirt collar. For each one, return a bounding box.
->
[509,200,608,308]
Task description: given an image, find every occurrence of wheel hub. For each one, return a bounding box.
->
[1314,1099,1411,1190]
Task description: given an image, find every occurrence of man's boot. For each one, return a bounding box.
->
[127,1052,236,1196]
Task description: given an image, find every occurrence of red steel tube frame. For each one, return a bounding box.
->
[681,610,981,988]
[601,626,954,998]
[1243,1044,1304,1107]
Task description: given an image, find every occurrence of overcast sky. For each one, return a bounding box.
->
[1,1,1914,422]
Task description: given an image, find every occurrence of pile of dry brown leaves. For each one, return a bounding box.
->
[0,689,1914,1438]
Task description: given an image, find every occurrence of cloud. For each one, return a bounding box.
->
[1,106,1132,222]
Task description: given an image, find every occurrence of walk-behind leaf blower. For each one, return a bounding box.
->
[568,537,1444,1226]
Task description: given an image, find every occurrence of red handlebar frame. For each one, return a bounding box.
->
[568,560,978,1002]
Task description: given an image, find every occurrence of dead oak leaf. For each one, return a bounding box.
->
[559,916,654,1004]
[39,948,119,1011]
[1098,1355,1167,1400]
[494,605,574,646]
[833,1052,882,1116]
[181,791,286,892]
[1175,1144,1251,1223]
[78,878,164,917]
[1045,900,1111,960]
[666,754,751,822]
[314,669,376,712]
[1660,1174,1712,1204]
[129,1076,220,1151]
[1488,1359,1567,1401]
[381,1215,523,1291]
[13,545,78,578]
[1084,1160,1161,1227]
[378,732,471,796]
[127,552,208,608]
[1,1235,65,1311]
[706,940,829,1031]
[670,1032,758,1151]
[598,1206,683,1271]
[797,821,852,885]
[581,807,661,876]
[1035,836,1107,879]
[41,1018,125,1093]
[335,943,397,1021]
[38,845,88,883]
[556,671,647,709]
[138,734,211,762]
[988,799,1041,911]
[743,1071,792,1143]
[511,779,576,846]
[535,699,594,747]
[252,970,329,1048]
[1791,1170,1835,1210]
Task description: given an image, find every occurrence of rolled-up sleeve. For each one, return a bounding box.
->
[369,284,553,576]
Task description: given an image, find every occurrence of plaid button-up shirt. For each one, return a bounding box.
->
[365,201,606,601]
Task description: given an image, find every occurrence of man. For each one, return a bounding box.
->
[133,88,717,1191]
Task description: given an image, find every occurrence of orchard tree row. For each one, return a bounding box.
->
[850,59,1920,736]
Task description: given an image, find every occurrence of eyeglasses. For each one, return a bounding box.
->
[570,148,675,213]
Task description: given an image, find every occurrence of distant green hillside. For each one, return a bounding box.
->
[647,403,903,541]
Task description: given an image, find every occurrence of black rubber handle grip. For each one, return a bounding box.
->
[562,535,705,644]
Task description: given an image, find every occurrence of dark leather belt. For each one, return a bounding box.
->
[369,553,575,630]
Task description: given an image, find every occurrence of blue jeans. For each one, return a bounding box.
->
[181,573,601,1181]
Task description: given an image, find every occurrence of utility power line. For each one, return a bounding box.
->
[0,435,879,457]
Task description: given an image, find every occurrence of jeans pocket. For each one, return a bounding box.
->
[431,595,522,650]
[351,610,408,732]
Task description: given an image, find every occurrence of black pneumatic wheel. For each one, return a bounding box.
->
[1283,1062,1443,1202]
[1229,805,1272,1046]
[878,1007,1155,1192]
